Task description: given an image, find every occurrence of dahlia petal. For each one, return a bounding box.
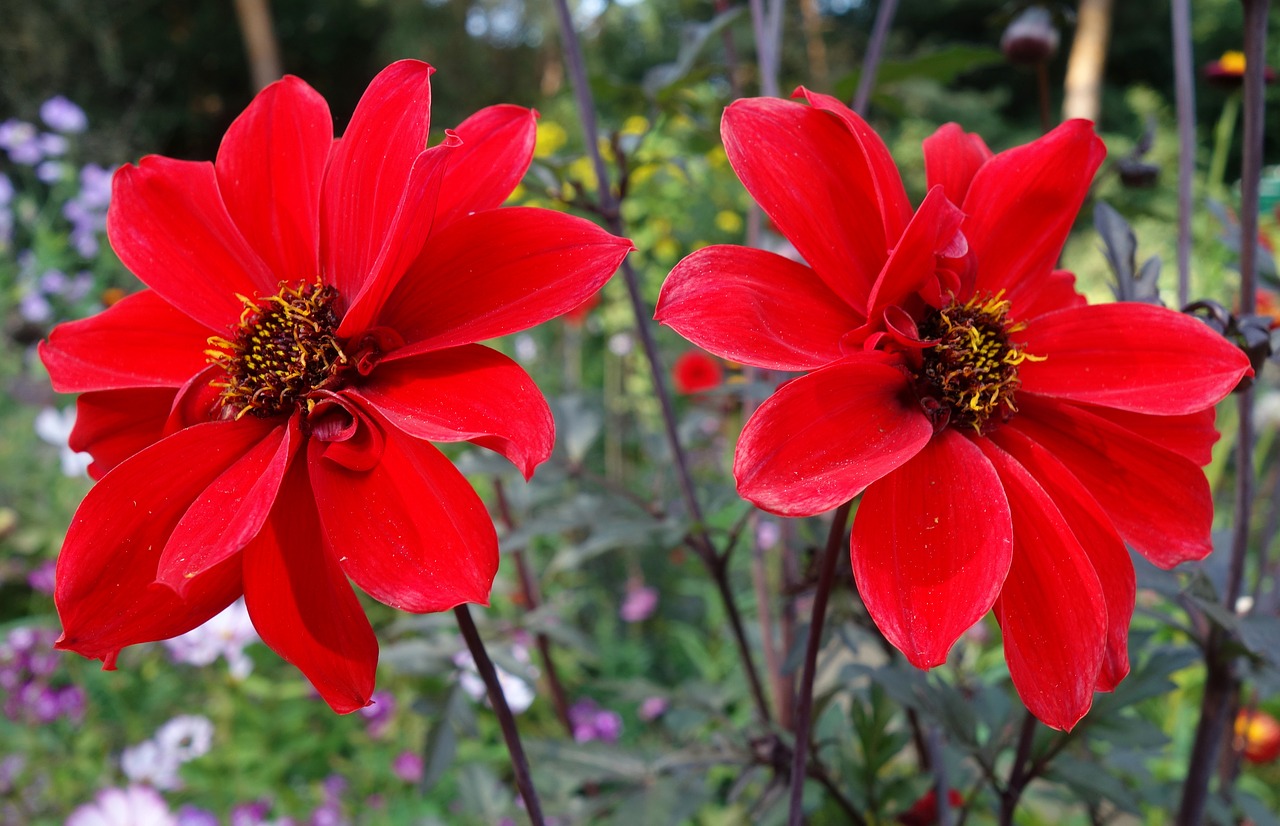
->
[865,186,967,318]
[107,158,277,331]
[380,207,631,355]
[353,344,553,480]
[734,357,933,517]
[39,290,212,393]
[1012,395,1214,567]
[54,418,273,662]
[721,97,890,312]
[962,120,1105,307]
[793,88,913,240]
[157,418,299,592]
[71,388,177,480]
[978,438,1107,731]
[434,105,537,228]
[242,461,377,714]
[1019,303,1251,414]
[216,75,331,288]
[655,245,861,371]
[989,426,1133,692]
[1015,269,1085,320]
[922,123,993,207]
[851,429,1012,668]
[321,60,434,301]
[309,414,499,614]
[1078,403,1218,466]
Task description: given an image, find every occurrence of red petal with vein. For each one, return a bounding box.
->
[865,186,967,318]
[1012,395,1214,567]
[990,426,1133,692]
[321,60,433,300]
[355,344,552,480]
[1014,269,1085,320]
[734,358,933,517]
[243,461,376,714]
[722,97,889,312]
[309,414,499,614]
[978,438,1106,731]
[922,123,992,206]
[851,429,1012,668]
[381,207,631,355]
[1079,403,1218,466]
[962,120,1105,308]
[794,88,913,240]
[655,245,861,371]
[55,418,273,662]
[71,388,176,480]
[108,158,276,332]
[338,139,457,337]
[40,290,214,393]
[434,104,537,228]
[157,418,299,592]
[1019,303,1251,414]
[216,75,331,286]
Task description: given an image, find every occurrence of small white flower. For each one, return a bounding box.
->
[163,598,259,679]
[155,715,214,764]
[120,740,181,791]
[454,651,536,714]
[34,406,92,478]
[66,785,175,826]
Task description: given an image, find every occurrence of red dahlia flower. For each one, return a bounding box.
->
[40,61,632,713]
[672,349,724,394]
[655,90,1251,730]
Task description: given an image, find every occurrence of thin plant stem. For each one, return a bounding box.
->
[492,478,573,735]
[926,725,954,826]
[1035,61,1052,134]
[548,0,773,726]
[454,605,546,826]
[747,0,784,97]
[787,500,854,826]
[852,0,900,115]
[1170,0,1195,307]
[1207,92,1241,199]
[998,712,1039,826]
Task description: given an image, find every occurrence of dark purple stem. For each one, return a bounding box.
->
[1170,0,1195,307]
[998,712,1038,826]
[455,605,546,826]
[787,501,854,826]
[852,0,900,115]
[548,0,773,726]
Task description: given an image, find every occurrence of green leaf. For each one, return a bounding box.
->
[833,45,1005,100]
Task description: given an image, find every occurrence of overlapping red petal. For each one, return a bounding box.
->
[71,388,176,480]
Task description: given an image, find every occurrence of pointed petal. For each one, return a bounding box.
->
[655,245,860,371]
[354,344,553,479]
[434,104,537,228]
[963,120,1105,307]
[922,123,993,207]
[1011,395,1214,568]
[381,207,631,355]
[1078,403,1218,466]
[71,388,177,480]
[1018,303,1251,414]
[108,158,277,332]
[157,417,299,591]
[989,426,1133,692]
[40,290,212,392]
[865,186,967,317]
[978,438,1106,731]
[309,411,499,614]
[321,60,433,300]
[216,75,331,287]
[721,97,890,312]
[242,461,377,714]
[794,88,913,240]
[734,357,933,517]
[1015,269,1085,320]
[851,429,1012,668]
[54,417,273,662]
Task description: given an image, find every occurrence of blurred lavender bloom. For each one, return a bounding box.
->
[755,519,781,551]
[163,598,259,679]
[619,583,658,623]
[156,715,214,763]
[39,268,68,294]
[27,559,57,595]
[120,740,181,791]
[18,291,52,323]
[38,132,68,157]
[568,698,623,743]
[175,806,219,826]
[77,163,113,208]
[34,406,92,477]
[37,161,66,184]
[40,95,88,133]
[0,755,23,794]
[231,801,295,826]
[66,785,176,826]
[70,226,100,257]
[513,333,538,363]
[0,209,11,247]
[391,751,424,783]
[0,120,41,165]
[455,650,535,714]
[66,270,95,301]
[637,696,668,721]
[358,691,396,738]
[0,173,13,205]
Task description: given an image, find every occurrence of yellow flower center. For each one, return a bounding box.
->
[206,281,349,419]
[1219,51,1247,74]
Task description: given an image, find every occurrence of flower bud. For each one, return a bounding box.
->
[1001,6,1059,66]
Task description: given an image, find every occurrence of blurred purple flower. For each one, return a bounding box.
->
[164,598,259,679]
[67,785,176,826]
[27,559,56,596]
[18,291,52,323]
[40,95,88,134]
[36,161,65,184]
[37,132,68,157]
[359,691,396,738]
[66,270,95,301]
[638,696,669,721]
[0,173,13,205]
[0,120,41,165]
[39,269,67,294]
[176,805,220,826]
[568,698,623,743]
[619,583,658,623]
[755,519,781,551]
[392,751,424,783]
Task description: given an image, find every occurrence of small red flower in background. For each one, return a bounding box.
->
[1204,51,1277,88]
[672,349,723,394]
[656,91,1251,730]
[563,291,600,327]
[897,788,964,826]
[40,61,632,713]
[1236,709,1280,764]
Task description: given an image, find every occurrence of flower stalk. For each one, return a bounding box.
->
[852,0,900,114]
[1170,0,1195,307]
